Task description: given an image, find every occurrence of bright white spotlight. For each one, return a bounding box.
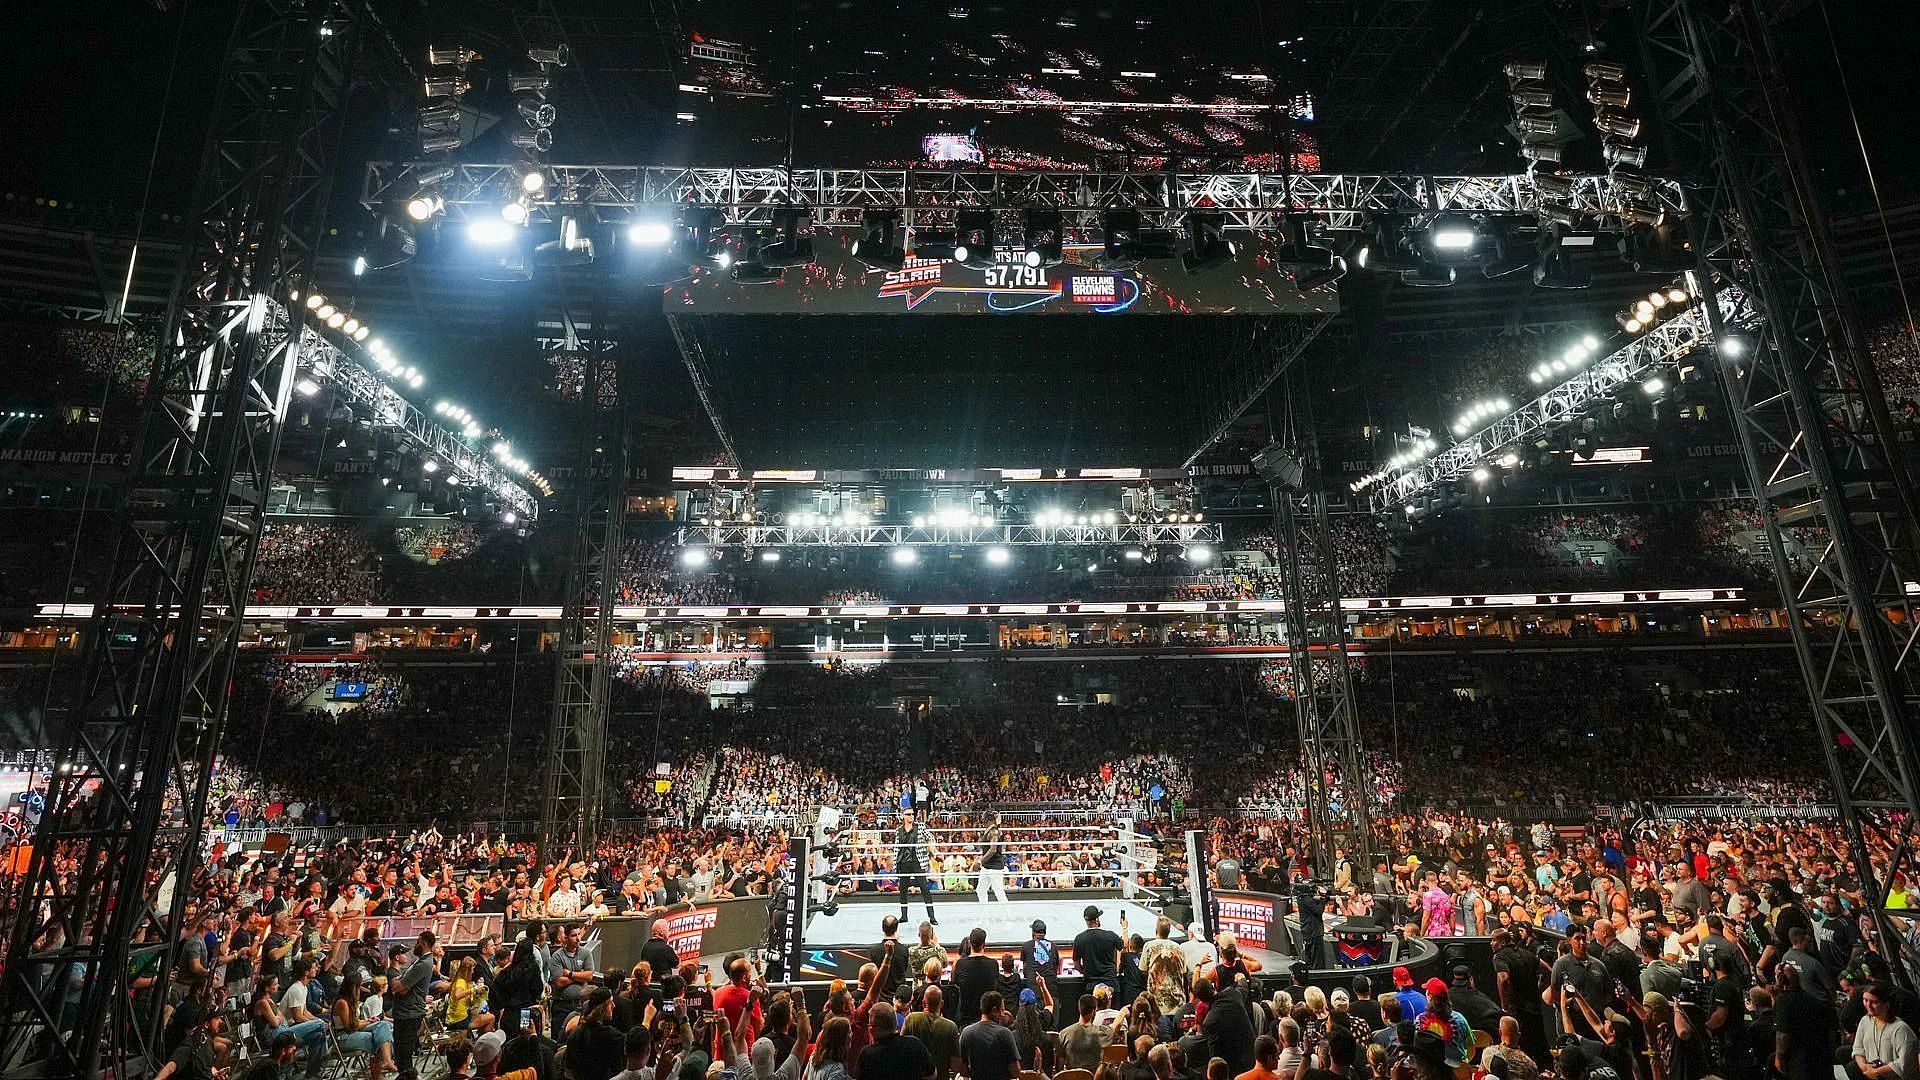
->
[1123,547,1144,561]
[629,221,673,246]
[1643,377,1667,395]
[1471,466,1491,483]
[468,219,515,246]
[891,547,918,566]
[1721,337,1746,357]
[984,546,1011,566]
[1582,334,1600,351]
[408,373,424,389]
[1187,545,1213,564]
[423,460,439,473]
[353,325,371,341]
[760,550,781,563]
[1431,226,1477,251]
[294,377,321,397]
[500,200,530,225]
[714,250,733,269]
[681,547,710,567]
[503,511,519,525]
[352,255,368,277]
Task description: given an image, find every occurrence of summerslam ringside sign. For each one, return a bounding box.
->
[665,233,1337,315]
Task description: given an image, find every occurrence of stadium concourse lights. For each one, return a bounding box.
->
[1451,398,1512,438]
[1529,334,1605,383]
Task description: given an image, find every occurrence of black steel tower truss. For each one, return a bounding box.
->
[0,1,378,1073]
[1639,0,1920,978]
[1269,375,1371,881]
[539,277,628,864]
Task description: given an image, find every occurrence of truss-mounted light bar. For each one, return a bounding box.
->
[362,164,1686,235]
[293,307,539,517]
[1369,282,1757,511]
[678,521,1223,548]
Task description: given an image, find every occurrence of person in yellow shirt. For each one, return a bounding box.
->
[445,956,477,1030]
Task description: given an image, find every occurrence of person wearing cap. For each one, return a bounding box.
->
[1632,991,1710,1080]
[1074,906,1125,992]
[1415,977,1471,1068]
[1389,967,1428,1025]
[566,987,627,1080]
[1402,1029,1452,1080]
[1347,975,1382,1033]
[1548,926,1611,1039]
[1447,965,1501,1036]
[1020,919,1061,1008]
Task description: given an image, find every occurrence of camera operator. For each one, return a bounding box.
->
[1631,992,1709,1080]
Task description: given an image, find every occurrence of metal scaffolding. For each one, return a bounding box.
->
[361,163,1684,233]
[1638,0,1920,980]
[540,273,629,864]
[0,1,379,1073]
[1267,376,1371,881]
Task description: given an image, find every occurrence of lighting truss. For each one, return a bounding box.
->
[1368,284,1757,510]
[679,521,1223,548]
[303,316,539,517]
[362,165,1684,234]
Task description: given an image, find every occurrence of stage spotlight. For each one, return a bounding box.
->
[1365,215,1420,272]
[984,545,1011,566]
[422,76,470,100]
[628,220,673,246]
[512,163,549,195]
[427,45,482,67]
[500,199,530,225]
[1531,238,1591,289]
[316,303,337,320]
[756,208,816,268]
[1424,214,1481,259]
[1480,234,1531,279]
[467,219,516,246]
[1295,257,1348,293]
[953,210,996,269]
[1401,261,1456,287]
[910,228,959,262]
[404,192,444,222]
[675,207,731,266]
[891,547,918,566]
[527,44,571,67]
[853,209,907,270]
[1602,141,1649,168]
[516,96,557,128]
[1179,211,1234,273]
[1099,208,1176,268]
[1643,377,1667,396]
[510,126,554,153]
[760,550,781,563]
[364,220,417,271]
[1023,209,1064,268]
[325,310,346,329]
[681,547,710,567]
[508,73,552,94]
[1592,108,1642,139]
[1720,336,1746,357]
[1187,545,1213,565]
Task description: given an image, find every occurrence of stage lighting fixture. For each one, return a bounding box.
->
[295,377,321,397]
[1480,235,1531,279]
[500,199,531,225]
[1023,209,1064,268]
[1666,286,1689,304]
[326,310,346,329]
[342,317,361,335]
[853,209,907,270]
[1508,81,1554,109]
[1425,214,1479,256]
[364,221,417,271]
[1179,211,1233,273]
[953,210,996,269]
[517,97,557,128]
[1603,141,1649,168]
[427,45,482,67]
[1401,261,1456,287]
[1366,216,1420,272]
[1294,257,1347,293]
[422,76,470,99]
[467,219,516,246]
[418,102,462,129]
[760,550,781,563]
[681,547,709,567]
[891,547,918,566]
[757,208,816,268]
[316,303,337,320]
[1512,110,1562,140]
[1187,545,1213,565]
[1586,83,1631,108]
[1533,172,1576,202]
[1520,142,1564,164]
[404,192,444,222]
[1123,547,1144,561]
[420,131,464,155]
[1471,467,1491,484]
[1592,108,1641,139]
[508,73,552,94]
[1503,60,1548,81]
[1099,208,1175,267]
[985,546,1011,565]
[1583,60,1628,83]
[910,228,958,262]
[1531,239,1591,289]
[353,326,371,341]
[512,163,549,195]
[629,220,673,246]
[527,44,571,67]
[1619,222,1693,273]
[1643,377,1667,396]
[1720,337,1746,357]
[510,127,554,153]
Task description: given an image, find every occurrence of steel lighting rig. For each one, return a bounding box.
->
[1366,282,1759,511]
[301,317,539,517]
[678,521,1223,548]
[364,164,1683,233]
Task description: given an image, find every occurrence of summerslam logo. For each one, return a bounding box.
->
[873,256,1138,313]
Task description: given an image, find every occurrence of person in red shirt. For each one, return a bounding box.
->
[711,954,763,1059]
